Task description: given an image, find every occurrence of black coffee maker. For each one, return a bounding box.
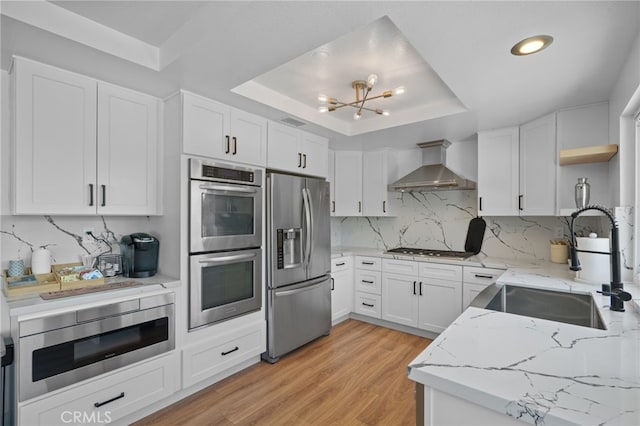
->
[120,233,159,278]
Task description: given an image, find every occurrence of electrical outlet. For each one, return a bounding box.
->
[82,227,94,235]
[553,227,564,239]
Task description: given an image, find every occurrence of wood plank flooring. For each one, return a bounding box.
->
[134,319,432,426]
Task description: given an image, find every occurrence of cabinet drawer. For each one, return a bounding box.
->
[382,258,419,276]
[355,270,381,295]
[331,256,352,273]
[355,256,381,271]
[418,262,462,282]
[183,322,265,388]
[354,292,381,319]
[19,353,177,426]
[463,266,505,285]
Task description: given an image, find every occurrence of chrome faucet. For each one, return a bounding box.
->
[569,205,631,312]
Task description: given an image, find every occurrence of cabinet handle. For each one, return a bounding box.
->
[89,184,94,206]
[298,153,302,167]
[94,392,125,408]
[331,277,335,291]
[383,201,386,213]
[358,201,361,213]
[232,136,237,155]
[335,262,345,266]
[362,302,375,308]
[221,346,239,356]
[474,274,494,279]
[303,153,307,168]
[225,135,230,154]
[419,282,423,296]
[362,280,374,284]
[101,185,106,207]
[413,281,417,295]
[518,194,523,211]
[332,201,335,213]
[479,197,483,212]
[361,261,374,265]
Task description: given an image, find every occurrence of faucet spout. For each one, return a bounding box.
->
[569,205,626,312]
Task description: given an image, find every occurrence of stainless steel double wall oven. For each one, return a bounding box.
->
[189,159,263,329]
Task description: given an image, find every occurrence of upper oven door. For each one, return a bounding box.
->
[190,180,263,253]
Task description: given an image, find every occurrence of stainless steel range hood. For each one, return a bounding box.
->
[388,140,476,192]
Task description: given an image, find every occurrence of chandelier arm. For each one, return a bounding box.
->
[356,87,372,116]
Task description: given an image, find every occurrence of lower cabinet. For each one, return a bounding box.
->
[331,256,353,323]
[353,256,382,319]
[354,292,382,318]
[462,266,505,310]
[18,353,178,426]
[182,321,264,389]
[417,278,462,333]
[381,273,419,327]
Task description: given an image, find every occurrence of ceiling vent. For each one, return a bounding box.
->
[280,117,306,127]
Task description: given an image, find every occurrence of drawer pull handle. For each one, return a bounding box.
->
[362,302,375,307]
[362,280,374,284]
[335,262,345,266]
[94,392,125,408]
[331,277,335,291]
[361,261,374,265]
[221,346,239,356]
[474,274,494,279]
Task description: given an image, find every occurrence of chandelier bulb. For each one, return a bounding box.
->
[318,106,329,113]
[367,74,378,88]
[317,94,328,103]
[382,110,390,116]
[353,111,362,120]
[394,86,405,96]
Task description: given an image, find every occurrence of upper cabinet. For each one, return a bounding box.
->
[267,121,328,178]
[12,57,161,215]
[333,151,363,216]
[183,91,267,166]
[477,113,556,216]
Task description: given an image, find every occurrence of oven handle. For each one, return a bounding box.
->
[198,184,258,194]
[198,253,257,264]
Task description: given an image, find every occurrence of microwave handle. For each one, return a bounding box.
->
[199,253,257,264]
[198,184,257,194]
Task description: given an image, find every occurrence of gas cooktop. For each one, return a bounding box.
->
[386,247,475,260]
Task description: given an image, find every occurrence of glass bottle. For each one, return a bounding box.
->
[575,177,590,208]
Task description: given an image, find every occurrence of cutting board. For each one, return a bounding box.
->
[464,217,486,254]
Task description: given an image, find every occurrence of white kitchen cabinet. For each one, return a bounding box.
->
[333,151,363,216]
[331,256,353,323]
[353,256,382,319]
[182,91,267,166]
[462,266,505,310]
[519,113,557,215]
[477,127,520,216]
[267,121,328,177]
[382,259,462,333]
[478,114,556,217]
[354,292,382,319]
[362,150,397,216]
[18,353,178,426]
[12,57,161,215]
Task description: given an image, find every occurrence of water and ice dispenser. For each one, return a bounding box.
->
[276,228,302,269]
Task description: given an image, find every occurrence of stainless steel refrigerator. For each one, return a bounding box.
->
[263,172,331,363]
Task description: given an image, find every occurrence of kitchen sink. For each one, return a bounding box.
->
[470,284,606,330]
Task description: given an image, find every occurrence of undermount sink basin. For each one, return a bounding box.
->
[470,284,606,330]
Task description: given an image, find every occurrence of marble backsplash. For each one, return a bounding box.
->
[332,190,634,281]
[0,215,154,271]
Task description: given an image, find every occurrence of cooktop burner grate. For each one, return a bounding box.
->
[386,247,475,259]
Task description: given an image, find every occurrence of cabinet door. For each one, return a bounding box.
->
[462,282,489,310]
[183,92,230,159]
[381,273,419,327]
[362,150,389,216]
[418,278,462,333]
[328,150,336,215]
[13,58,97,214]
[331,269,353,323]
[267,121,301,173]
[230,109,267,166]
[519,113,556,216]
[333,151,363,216]
[300,131,329,178]
[97,82,160,215]
[477,127,519,216]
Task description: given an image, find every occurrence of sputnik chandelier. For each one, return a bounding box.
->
[318,74,405,120]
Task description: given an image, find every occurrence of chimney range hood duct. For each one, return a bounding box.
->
[389,140,476,192]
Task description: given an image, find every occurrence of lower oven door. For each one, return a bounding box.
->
[19,300,174,401]
[189,248,262,329]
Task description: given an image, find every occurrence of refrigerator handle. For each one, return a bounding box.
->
[302,187,312,266]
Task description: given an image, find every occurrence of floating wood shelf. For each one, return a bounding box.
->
[559,144,618,166]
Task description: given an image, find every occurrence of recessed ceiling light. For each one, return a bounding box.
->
[511,35,553,56]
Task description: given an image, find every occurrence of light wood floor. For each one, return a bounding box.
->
[134,319,432,426]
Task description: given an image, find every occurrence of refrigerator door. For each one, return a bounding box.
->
[305,178,331,280]
[263,275,331,362]
[267,173,306,288]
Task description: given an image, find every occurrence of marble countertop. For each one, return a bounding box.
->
[4,273,180,317]
[408,267,640,425]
